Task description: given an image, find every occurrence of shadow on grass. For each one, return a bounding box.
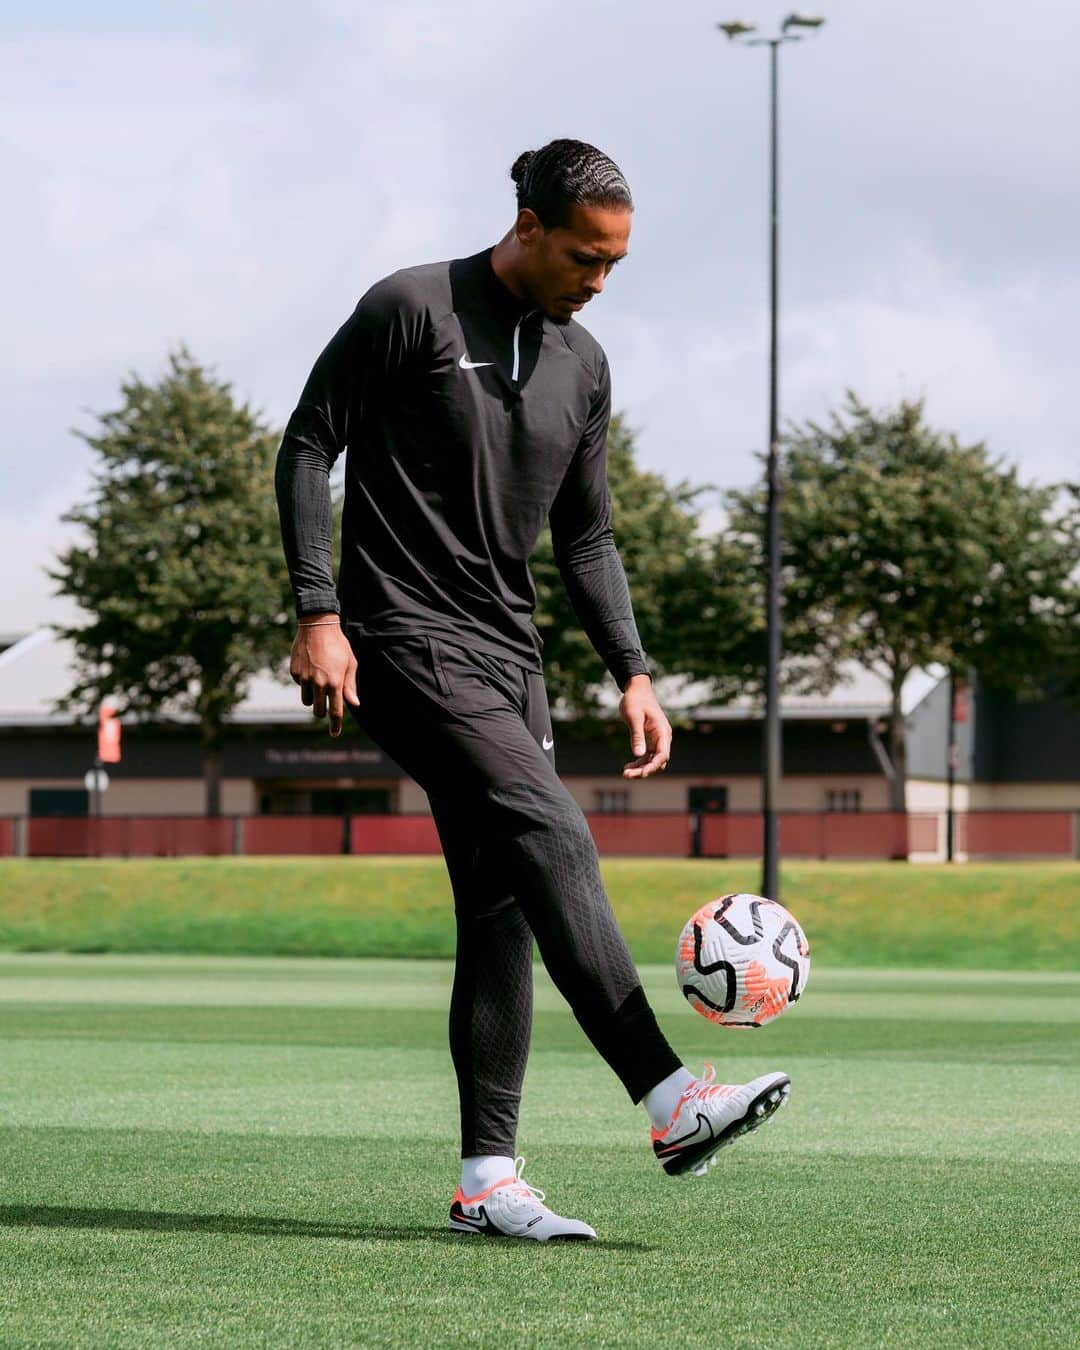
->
[0,1205,652,1252]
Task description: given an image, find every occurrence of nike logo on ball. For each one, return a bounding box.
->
[542,735,554,750]
[459,353,493,369]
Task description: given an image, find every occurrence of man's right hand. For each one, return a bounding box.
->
[289,614,360,738]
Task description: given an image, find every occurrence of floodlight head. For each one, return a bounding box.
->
[781,12,825,31]
[716,20,757,39]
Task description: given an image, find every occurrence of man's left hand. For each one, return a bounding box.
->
[620,674,672,779]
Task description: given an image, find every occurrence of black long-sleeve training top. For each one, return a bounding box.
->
[274,244,651,690]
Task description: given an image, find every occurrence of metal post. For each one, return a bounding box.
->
[946,669,957,863]
[720,14,827,896]
[92,752,102,858]
[761,38,783,901]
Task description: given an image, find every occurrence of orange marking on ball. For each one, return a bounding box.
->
[741,960,790,1023]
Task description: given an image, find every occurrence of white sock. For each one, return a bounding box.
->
[643,1067,696,1131]
[460,1154,515,1197]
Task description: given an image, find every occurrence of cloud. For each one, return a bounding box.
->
[3,0,1077,629]
[0,479,89,635]
[597,244,1076,496]
[781,253,1076,483]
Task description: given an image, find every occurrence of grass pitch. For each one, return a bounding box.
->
[1,955,1076,1347]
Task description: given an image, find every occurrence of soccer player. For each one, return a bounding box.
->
[275,139,790,1241]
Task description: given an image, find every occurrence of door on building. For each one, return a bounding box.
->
[258,786,393,815]
[29,788,89,817]
[688,785,728,858]
[688,786,728,815]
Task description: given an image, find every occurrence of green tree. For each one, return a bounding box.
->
[1055,482,1080,706]
[531,414,760,718]
[727,393,1074,810]
[50,347,293,815]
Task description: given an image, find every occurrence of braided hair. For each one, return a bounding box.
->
[509,139,633,229]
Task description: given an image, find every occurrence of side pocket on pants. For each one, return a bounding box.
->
[372,635,457,715]
[429,638,521,714]
[428,635,453,700]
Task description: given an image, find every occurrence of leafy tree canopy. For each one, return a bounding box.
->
[50,347,292,812]
[727,391,1075,806]
[531,414,760,719]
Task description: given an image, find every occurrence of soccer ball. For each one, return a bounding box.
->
[676,893,810,1028]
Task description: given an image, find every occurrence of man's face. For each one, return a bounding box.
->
[519,202,632,323]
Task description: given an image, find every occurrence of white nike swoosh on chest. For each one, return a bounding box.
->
[542,735,554,750]
[459,353,493,369]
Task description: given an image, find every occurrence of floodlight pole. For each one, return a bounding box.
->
[762,36,782,902]
[719,15,825,901]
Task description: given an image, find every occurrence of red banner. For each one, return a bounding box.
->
[98,700,122,763]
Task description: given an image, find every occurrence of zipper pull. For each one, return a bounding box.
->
[511,309,538,383]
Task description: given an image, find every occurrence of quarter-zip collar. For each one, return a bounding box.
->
[477,245,539,326]
[460,246,542,388]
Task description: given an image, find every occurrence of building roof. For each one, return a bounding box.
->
[0,626,944,728]
[666,663,943,721]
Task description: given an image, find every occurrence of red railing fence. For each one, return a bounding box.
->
[0,810,1074,861]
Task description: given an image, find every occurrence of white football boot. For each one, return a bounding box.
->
[651,1065,791,1177]
[448,1156,596,1242]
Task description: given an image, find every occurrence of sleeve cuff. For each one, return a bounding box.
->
[295,591,341,618]
[615,662,652,692]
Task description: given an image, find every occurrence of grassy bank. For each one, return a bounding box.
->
[0,858,1076,969]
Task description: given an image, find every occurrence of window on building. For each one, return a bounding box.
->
[594,789,631,814]
[826,789,862,813]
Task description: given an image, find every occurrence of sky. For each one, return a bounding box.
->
[3,0,1078,632]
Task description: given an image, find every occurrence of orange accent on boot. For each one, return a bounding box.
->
[452,1175,518,1206]
[649,1065,738,1142]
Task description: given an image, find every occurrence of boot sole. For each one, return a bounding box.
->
[449,1221,594,1242]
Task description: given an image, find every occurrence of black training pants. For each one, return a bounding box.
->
[346,631,681,1157]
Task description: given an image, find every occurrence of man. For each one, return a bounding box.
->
[275,138,790,1242]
